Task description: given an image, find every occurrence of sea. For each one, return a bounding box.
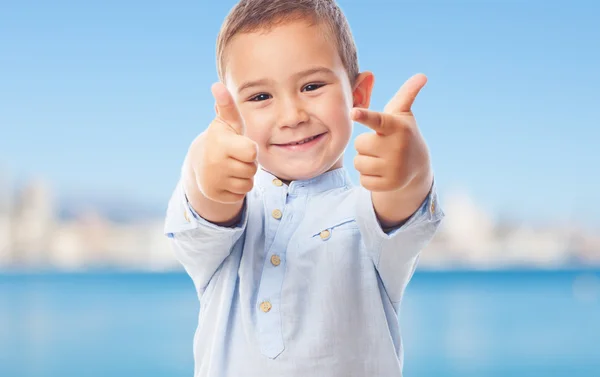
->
[1,269,599,377]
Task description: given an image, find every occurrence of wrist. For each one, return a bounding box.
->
[182,156,245,227]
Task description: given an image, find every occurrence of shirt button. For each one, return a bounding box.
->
[320,230,331,240]
[270,255,281,266]
[184,211,190,222]
[272,178,283,187]
[430,200,435,213]
[260,301,272,313]
[272,209,282,220]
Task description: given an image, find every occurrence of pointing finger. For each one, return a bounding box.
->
[351,108,395,135]
[211,82,245,135]
[383,73,427,114]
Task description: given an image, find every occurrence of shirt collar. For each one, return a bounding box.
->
[255,166,353,196]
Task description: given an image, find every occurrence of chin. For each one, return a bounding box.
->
[267,160,338,182]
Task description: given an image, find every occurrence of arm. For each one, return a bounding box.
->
[163,82,256,294]
[356,175,444,304]
[351,74,444,303]
[164,175,248,296]
[372,167,434,229]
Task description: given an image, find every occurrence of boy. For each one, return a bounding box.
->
[164,0,444,376]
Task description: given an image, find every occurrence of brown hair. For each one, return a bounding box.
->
[216,0,359,85]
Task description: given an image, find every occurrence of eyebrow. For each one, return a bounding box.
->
[237,66,335,93]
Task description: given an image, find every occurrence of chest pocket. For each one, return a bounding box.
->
[301,215,362,260]
[311,217,359,241]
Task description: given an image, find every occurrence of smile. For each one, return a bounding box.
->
[278,133,325,146]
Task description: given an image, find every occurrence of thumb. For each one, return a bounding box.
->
[211,82,245,135]
[383,73,427,114]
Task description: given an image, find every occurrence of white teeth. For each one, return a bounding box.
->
[289,135,317,145]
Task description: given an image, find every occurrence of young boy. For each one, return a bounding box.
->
[164,0,444,376]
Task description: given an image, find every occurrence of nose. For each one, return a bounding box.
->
[277,95,309,129]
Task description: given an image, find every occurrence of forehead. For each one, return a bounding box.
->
[224,20,344,87]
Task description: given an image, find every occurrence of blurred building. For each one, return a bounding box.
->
[421,188,600,269]
[11,178,56,268]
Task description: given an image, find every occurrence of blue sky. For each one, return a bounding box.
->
[1,1,598,226]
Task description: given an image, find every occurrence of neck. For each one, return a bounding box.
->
[262,156,345,186]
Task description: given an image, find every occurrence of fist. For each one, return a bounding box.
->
[188,83,258,204]
[352,74,431,192]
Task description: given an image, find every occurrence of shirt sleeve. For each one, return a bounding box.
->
[164,178,248,295]
[356,177,444,304]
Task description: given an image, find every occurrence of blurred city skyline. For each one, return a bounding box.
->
[1,170,598,272]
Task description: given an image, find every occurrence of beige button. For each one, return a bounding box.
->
[272,209,282,220]
[184,210,190,222]
[430,200,435,213]
[272,178,283,187]
[320,229,331,240]
[260,301,272,313]
[270,255,281,266]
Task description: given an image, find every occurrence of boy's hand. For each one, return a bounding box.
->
[188,83,258,204]
[351,74,431,193]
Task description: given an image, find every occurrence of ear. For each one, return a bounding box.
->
[352,71,375,109]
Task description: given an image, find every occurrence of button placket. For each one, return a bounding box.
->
[269,177,284,265]
[255,178,304,359]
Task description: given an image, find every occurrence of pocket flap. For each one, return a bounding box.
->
[310,217,359,239]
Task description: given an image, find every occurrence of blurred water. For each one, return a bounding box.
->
[0,270,598,377]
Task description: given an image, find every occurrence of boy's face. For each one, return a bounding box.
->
[224,20,374,182]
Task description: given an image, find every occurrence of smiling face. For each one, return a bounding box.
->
[223,19,374,182]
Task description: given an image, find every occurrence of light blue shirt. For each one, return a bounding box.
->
[164,167,444,377]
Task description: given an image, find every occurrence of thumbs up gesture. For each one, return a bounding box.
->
[189,83,258,204]
[352,74,431,193]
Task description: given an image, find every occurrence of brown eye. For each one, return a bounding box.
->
[249,93,272,102]
[302,83,325,92]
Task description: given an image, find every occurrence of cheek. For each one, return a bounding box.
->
[317,92,353,135]
[320,88,351,117]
